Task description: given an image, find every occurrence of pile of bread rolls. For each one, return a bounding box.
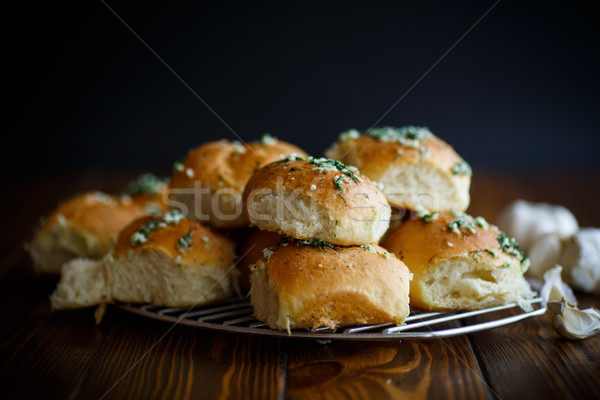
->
[28,128,535,329]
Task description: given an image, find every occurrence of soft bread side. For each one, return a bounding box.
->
[243,156,391,246]
[249,241,410,332]
[325,127,470,212]
[382,212,533,311]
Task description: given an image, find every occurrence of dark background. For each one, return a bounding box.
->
[5,0,600,182]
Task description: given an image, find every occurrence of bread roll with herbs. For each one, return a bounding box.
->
[382,210,533,311]
[50,211,239,310]
[243,155,391,246]
[236,229,281,293]
[27,191,153,274]
[170,135,307,229]
[249,238,410,332]
[325,126,471,213]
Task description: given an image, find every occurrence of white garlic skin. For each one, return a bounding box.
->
[496,200,579,252]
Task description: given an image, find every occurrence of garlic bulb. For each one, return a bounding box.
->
[496,200,579,252]
[529,228,600,294]
[563,228,600,294]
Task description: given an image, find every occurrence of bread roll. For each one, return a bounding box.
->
[121,173,170,214]
[325,126,470,212]
[236,229,281,293]
[169,136,307,229]
[249,239,410,332]
[382,211,533,311]
[27,191,151,274]
[50,211,239,310]
[243,155,391,246]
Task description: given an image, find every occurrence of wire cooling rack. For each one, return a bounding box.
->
[116,296,546,341]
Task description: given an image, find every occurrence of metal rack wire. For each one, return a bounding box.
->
[116,296,546,341]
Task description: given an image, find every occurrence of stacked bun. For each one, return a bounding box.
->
[324,126,533,312]
[242,155,411,331]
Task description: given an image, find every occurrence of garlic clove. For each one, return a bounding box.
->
[542,266,577,306]
[541,265,600,340]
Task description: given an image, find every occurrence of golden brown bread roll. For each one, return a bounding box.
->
[382,211,533,311]
[169,136,307,229]
[27,191,152,274]
[243,155,391,246]
[50,211,239,310]
[325,126,471,212]
[236,229,281,293]
[249,239,410,332]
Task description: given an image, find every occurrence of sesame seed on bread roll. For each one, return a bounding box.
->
[249,239,410,332]
[50,211,239,310]
[325,126,471,213]
[243,155,391,246]
[27,191,153,275]
[381,211,533,311]
[169,135,307,229]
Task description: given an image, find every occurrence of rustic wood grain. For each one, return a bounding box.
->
[467,295,600,400]
[76,309,285,400]
[0,304,111,398]
[285,334,492,400]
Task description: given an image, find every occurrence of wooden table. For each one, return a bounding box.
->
[1,170,599,399]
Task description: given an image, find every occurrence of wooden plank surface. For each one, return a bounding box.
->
[1,170,600,399]
[467,296,600,400]
[286,336,492,400]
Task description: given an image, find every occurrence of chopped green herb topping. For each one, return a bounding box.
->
[501,262,511,268]
[177,230,193,250]
[130,220,167,245]
[173,161,185,173]
[274,154,363,191]
[447,212,489,235]
[415,205,439,222]
[470,248,498,260]
[340,126,431,149]
[497,231,528,265]
[261,133,278,145]
[280,236,340,252]
[334,176,344,193]
[130,210,185,246]
[452,160,472,176]
[123,173,166,196]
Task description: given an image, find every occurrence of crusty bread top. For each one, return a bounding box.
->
[382,212,529,271]
[252,240,409,310]
[170,138,307,192]
[39,191,150,240]
[242,157,389,225]
[325,127,469,181]
[113,213,235,268]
